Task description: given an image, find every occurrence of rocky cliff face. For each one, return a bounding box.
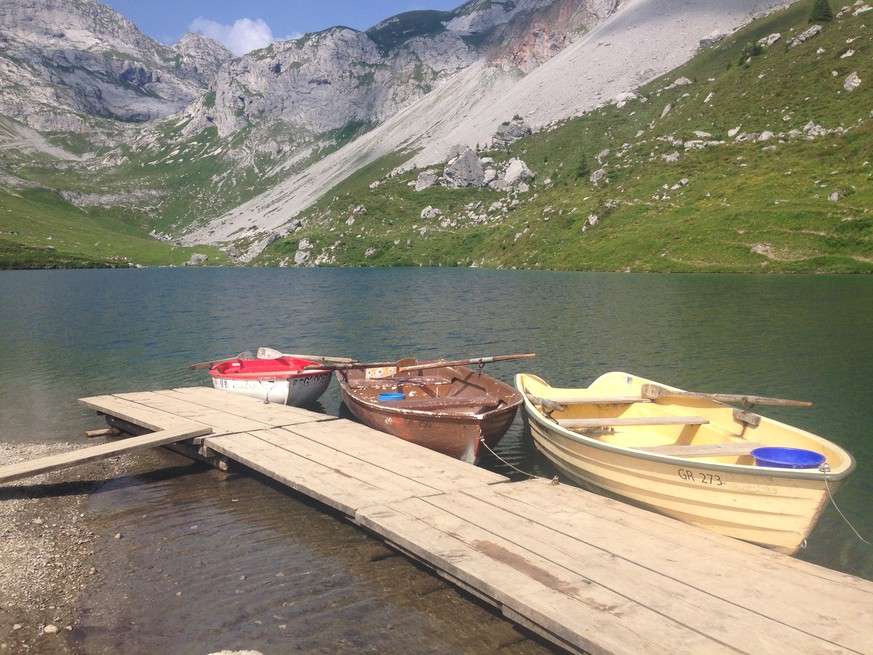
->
[181,0,615,147]
[0,0,609,163]
[0,0,231,132]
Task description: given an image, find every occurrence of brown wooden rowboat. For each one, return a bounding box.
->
[336,360,523,463]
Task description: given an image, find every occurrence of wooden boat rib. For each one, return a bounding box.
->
[209,354,331,407]
[516,371,856,554]
[337,362,523,463]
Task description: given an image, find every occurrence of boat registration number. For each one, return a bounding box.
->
[292,374,330,386]
[677,469,724,486]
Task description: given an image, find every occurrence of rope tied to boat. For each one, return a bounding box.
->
[477,431,559,485]
[821,462,872,548]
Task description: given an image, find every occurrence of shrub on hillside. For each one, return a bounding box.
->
[809,0,834,23]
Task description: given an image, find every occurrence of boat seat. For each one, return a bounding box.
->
[349,376,451,389]
[399,376,453,386]
[556,415,709,428]
[379,395,500,411]
[543,395,650,405]
[635,441,763,458]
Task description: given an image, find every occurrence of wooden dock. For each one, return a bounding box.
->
[69,387,873,655]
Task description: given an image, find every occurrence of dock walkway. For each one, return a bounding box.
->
[77,387,873,655]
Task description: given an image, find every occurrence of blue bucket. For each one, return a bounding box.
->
[377,392,406,402]
[750,447,825,469]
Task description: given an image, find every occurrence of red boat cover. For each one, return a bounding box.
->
[208,357,327,379]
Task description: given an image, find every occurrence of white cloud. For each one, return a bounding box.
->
[190,17,274,56]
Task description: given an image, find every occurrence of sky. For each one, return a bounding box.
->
[101,0,463,56]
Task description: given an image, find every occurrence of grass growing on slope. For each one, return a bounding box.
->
[0,187,227,268]
[256,0,872,272]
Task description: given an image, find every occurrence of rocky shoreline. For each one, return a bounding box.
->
[0,442,140,654]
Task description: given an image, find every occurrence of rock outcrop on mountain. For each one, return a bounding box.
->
[185,0,788,253]
[180,0,616,150]
[0,0,231,132]
[0,0,792,262]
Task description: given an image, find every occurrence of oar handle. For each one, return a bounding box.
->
[187,353,253,370]
[257,347,357,364]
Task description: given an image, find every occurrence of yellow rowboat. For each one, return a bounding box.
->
[515,371,856,555]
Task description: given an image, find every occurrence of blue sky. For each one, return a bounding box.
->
[102,0,463,55]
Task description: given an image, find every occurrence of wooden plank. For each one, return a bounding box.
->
[203,420,506,516]
[636,441,762,457]
[78,394,206,433]
[463,481,873,652]
[101,391,277,434]
[406,490,838,655]
[269,419,506,492]
[0,426,212,484]
[349,376,451,388]
[208,425,483,514]
[205,431,412,515]
[557,415,709,428]
[358,496,742,655]
[151,387,331,426]
[379,395,499,410]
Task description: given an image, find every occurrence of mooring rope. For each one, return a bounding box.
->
[477,433,559,484]
[821,463,872,548]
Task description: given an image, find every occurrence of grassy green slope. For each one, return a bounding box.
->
[0,187,226,268]
[1,110,373,268]
[256,1,872,272]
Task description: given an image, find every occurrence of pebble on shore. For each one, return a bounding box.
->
[0,441,138,655]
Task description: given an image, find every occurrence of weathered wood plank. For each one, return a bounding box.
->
[358,496,741,655]
[249,427,458,499]
[462,481,873,652]
[0,426,213,484]
[378,395,499,410]
[106,391,271,433]
[275,420,505,492]
[152,387,331,426]
[412,489,838,655]
[557,415,708,428]
[349,376,451,388]
[636,441,762,457]
[206,430,423,514]
[78,395,206,433]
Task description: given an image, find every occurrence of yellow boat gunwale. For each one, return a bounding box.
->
[517,371,856,482]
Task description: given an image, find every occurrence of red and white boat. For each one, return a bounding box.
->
[208,354,332,406]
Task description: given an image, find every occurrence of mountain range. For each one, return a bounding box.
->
[1,0,870,271]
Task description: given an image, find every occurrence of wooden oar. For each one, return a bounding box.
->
[306,353,536,372]
[187,352,254,370]
[641,383,811,407]
[255,347,358,364]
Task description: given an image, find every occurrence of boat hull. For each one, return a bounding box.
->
[209,357,331,407]
[517,372,855,554]
[338,362,522,463]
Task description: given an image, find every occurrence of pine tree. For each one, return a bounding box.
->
[809,0,834,23]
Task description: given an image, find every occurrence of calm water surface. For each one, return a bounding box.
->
[1,268,872,652]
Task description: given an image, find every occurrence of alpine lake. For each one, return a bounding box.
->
[1,267,871,654]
